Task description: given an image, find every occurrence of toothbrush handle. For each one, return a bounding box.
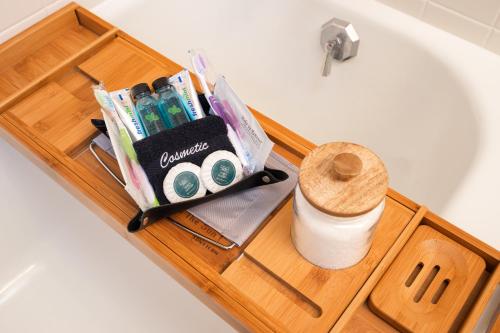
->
[208,95,228,122]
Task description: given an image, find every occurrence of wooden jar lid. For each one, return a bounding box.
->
[298,142,388,217]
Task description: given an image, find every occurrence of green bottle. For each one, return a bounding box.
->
[152,76,190,128]
[131,83,166,136]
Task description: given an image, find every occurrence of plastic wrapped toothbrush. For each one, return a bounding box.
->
[189,49,273,174]
[92,83,159,210]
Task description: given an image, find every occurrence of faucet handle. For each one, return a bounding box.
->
[321,18,359,61]
[322,39,339,77]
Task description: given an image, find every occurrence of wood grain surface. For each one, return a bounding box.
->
[223,198,414,332]
[340,303,399,333]
[299,142,388,217]
[0,4,98,102]
[369,225,486,332]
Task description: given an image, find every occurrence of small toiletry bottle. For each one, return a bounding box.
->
[131,83,166,136]
[152,77,191,128]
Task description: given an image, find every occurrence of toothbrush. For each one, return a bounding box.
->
[189,50,228,121]
[93,85,159,209]
[189,50,241,136]
[189,50,252,173]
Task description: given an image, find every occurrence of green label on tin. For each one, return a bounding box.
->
[211,159,236,186]
[173,171,199,198]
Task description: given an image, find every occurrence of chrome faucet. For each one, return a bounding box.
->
[321,18,359,76]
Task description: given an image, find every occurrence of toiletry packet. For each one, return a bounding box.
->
[168,69,205,121]
[109,89,145,141]
[214,77,274,175]
[93,84,158,210]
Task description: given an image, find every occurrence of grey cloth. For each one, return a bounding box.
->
[188,152,298,245]
[92,134,298,246]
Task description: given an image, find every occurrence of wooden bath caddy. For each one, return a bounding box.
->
[0,4,498,332]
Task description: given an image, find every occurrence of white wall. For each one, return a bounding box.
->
[0,0,104,44]
[378,0,500,55]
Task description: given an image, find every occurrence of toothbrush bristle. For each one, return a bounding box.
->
[195,55,206,74]
[199,54,206,69]
[189,49,209,75]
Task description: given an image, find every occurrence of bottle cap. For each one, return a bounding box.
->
[201,150,243,193]
[163,163,207,203]
[130,83,151,99]
[298,142,388,217]
[152,76,172,92]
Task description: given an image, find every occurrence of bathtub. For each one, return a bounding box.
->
[93,0,500,247]
[0,138,235,332]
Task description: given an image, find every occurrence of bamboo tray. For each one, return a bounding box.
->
[0,4,498,332]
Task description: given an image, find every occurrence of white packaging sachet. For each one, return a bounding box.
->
[214,77,274,175]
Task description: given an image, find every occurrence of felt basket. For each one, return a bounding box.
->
[91,95,288,232]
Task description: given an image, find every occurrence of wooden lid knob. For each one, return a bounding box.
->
[332,153,362,180]
[299,142,388,217]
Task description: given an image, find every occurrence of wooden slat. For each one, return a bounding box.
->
[0,25,99,100]
[78,37,180,90]
[460,265,500,332]
[0,2,117,104]
[340,303,398,333]
[223,198,415,332]
[332,207,427,332]
[489,312,500,333]
[423,211,500,269]
[0,27,117,113]
[147,213,241,273]
[0,3,79,68]
[7,68,100,155]
[75,6,114,35]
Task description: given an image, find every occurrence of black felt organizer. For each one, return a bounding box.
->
[92,94,288,232]
[134,115,236,204]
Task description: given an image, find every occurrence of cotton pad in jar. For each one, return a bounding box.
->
[291,142,389,269]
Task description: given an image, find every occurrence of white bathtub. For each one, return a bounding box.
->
[0,138,235,332]
[93,0,500,248]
